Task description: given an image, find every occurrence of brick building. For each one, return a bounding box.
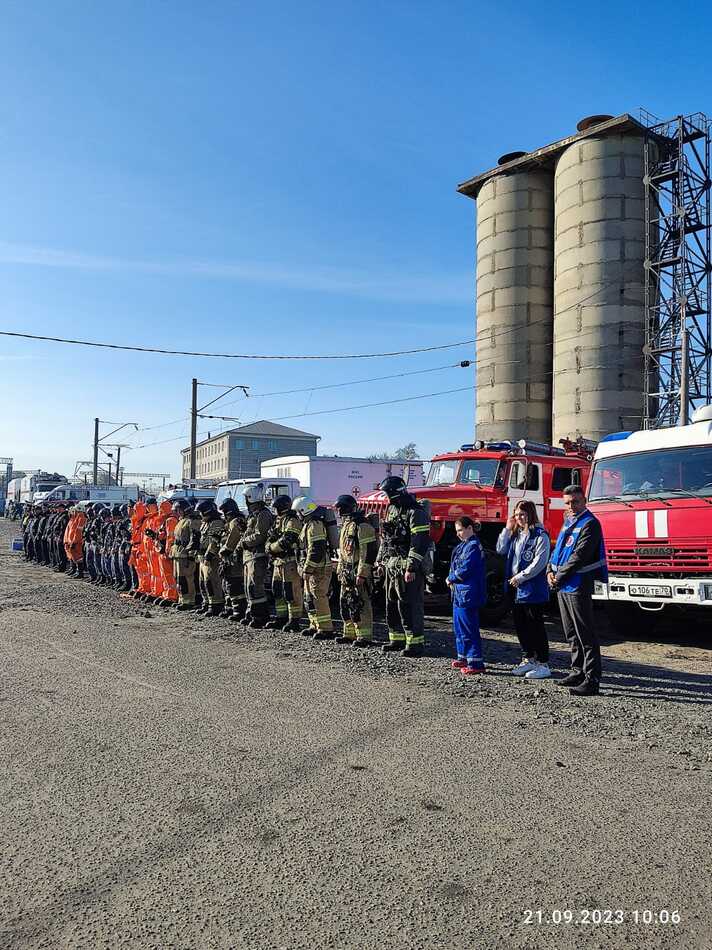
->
[181,421,320,482]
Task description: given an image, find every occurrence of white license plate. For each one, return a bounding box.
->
[628,584,673,598]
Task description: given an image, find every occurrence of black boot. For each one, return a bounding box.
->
[264,617,288,630]
[401,645,424,658]
[283,618,302,633]
[335,635,354,644]
[558,671,586,687]
[176,603,197,612]
[246,606,270,629]
[313,630,336,641]
[382,641,404,653]
[569,679,600,697]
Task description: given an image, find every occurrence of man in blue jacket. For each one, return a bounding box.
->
[548,485,607,696]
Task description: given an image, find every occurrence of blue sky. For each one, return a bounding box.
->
[1,0,710,479]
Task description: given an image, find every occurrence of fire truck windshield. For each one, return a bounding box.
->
[589,445,712,501]
[426,458,502,487]
[426,460,459,486]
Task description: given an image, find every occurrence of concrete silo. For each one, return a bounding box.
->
[552,122,648,443]
[474,160,554,442]
[458,114,652,446]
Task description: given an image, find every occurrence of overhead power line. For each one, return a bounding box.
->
[127,385,476,452]
[271,385,474,421]
[128,360,473,436]
[0,329,475,360]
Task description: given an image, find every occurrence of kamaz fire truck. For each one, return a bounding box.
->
[360,437,594,621]
[587,405,712,631]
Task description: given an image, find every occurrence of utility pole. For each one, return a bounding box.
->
[92,421,138,486]
[93,418,100,485]
[190,378,198,482]
[116,445,122,484]
[188,378,249,484]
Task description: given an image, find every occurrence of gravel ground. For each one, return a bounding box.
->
[0,518,710,950]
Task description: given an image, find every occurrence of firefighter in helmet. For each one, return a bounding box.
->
[196,499,225,616]
[265,495,303,631]
[237,483,274,628]
[376,475,430,657]
[334,493,377,647]
[218,498,248,622]
[170,498,201,610]
[293,496,334,639]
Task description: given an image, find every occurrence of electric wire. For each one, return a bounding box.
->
[127,385,476,451]
[0,330,475,360]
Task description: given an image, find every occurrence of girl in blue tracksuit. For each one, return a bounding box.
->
[447,516,488,674]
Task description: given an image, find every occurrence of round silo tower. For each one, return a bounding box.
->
[553,122,647,443]
[475,161,554,443]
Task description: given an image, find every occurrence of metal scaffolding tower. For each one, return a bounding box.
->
[642,111,712,427]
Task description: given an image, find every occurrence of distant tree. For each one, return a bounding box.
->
[368,443,419,462]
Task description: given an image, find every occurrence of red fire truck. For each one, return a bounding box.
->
[360,438,594,621]
[587,405,712,631]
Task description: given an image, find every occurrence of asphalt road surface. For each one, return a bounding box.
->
[1,519,710,950]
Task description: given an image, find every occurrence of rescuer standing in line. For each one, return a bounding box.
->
[376,476,431,657]
[196,499,226,616]
[238,484,274,629]
[548,484,607,697]
[265,495,304,631]
[170,498,201,610]
[334,493,377,647]
[218,498,248,622]
[293,497,334,639]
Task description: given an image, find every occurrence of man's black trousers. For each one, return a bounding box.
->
[558,590,602,683]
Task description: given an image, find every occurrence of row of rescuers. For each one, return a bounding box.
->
[167,475,431,656]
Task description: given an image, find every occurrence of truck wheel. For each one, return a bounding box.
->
[480,552,509,625]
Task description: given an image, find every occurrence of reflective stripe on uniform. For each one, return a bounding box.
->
[411,525,430,533]
[388,630,406,642]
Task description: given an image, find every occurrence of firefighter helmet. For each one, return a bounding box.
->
[378,476,407,500]
[292,496,319,519]
[334,493,357,515]
[196,499,217,517]
[272,495,292,514]
[219,498,240,516]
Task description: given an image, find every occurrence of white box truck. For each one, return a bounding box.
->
[31,484,141,505]
[259,456,426,507]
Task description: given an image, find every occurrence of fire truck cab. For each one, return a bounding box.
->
[360,438,593,621]
[588,405,712,630]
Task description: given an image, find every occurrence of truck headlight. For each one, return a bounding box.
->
[702,584,712,601]
[594,581,606,596]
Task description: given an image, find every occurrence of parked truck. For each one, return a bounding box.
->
[359,438,594,621]
[259,456,425,508]
[32,484,141,505]
[587,404,712,631]
[16,472,69,505]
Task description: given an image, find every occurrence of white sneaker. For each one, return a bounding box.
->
[512,659,538,676]
[525,663,552,679]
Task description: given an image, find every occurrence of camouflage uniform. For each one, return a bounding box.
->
[171,510,201,606]
[197,513,225,607]
[337,511,377,642]
[219,510,247,618]
[267,510,303,621]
